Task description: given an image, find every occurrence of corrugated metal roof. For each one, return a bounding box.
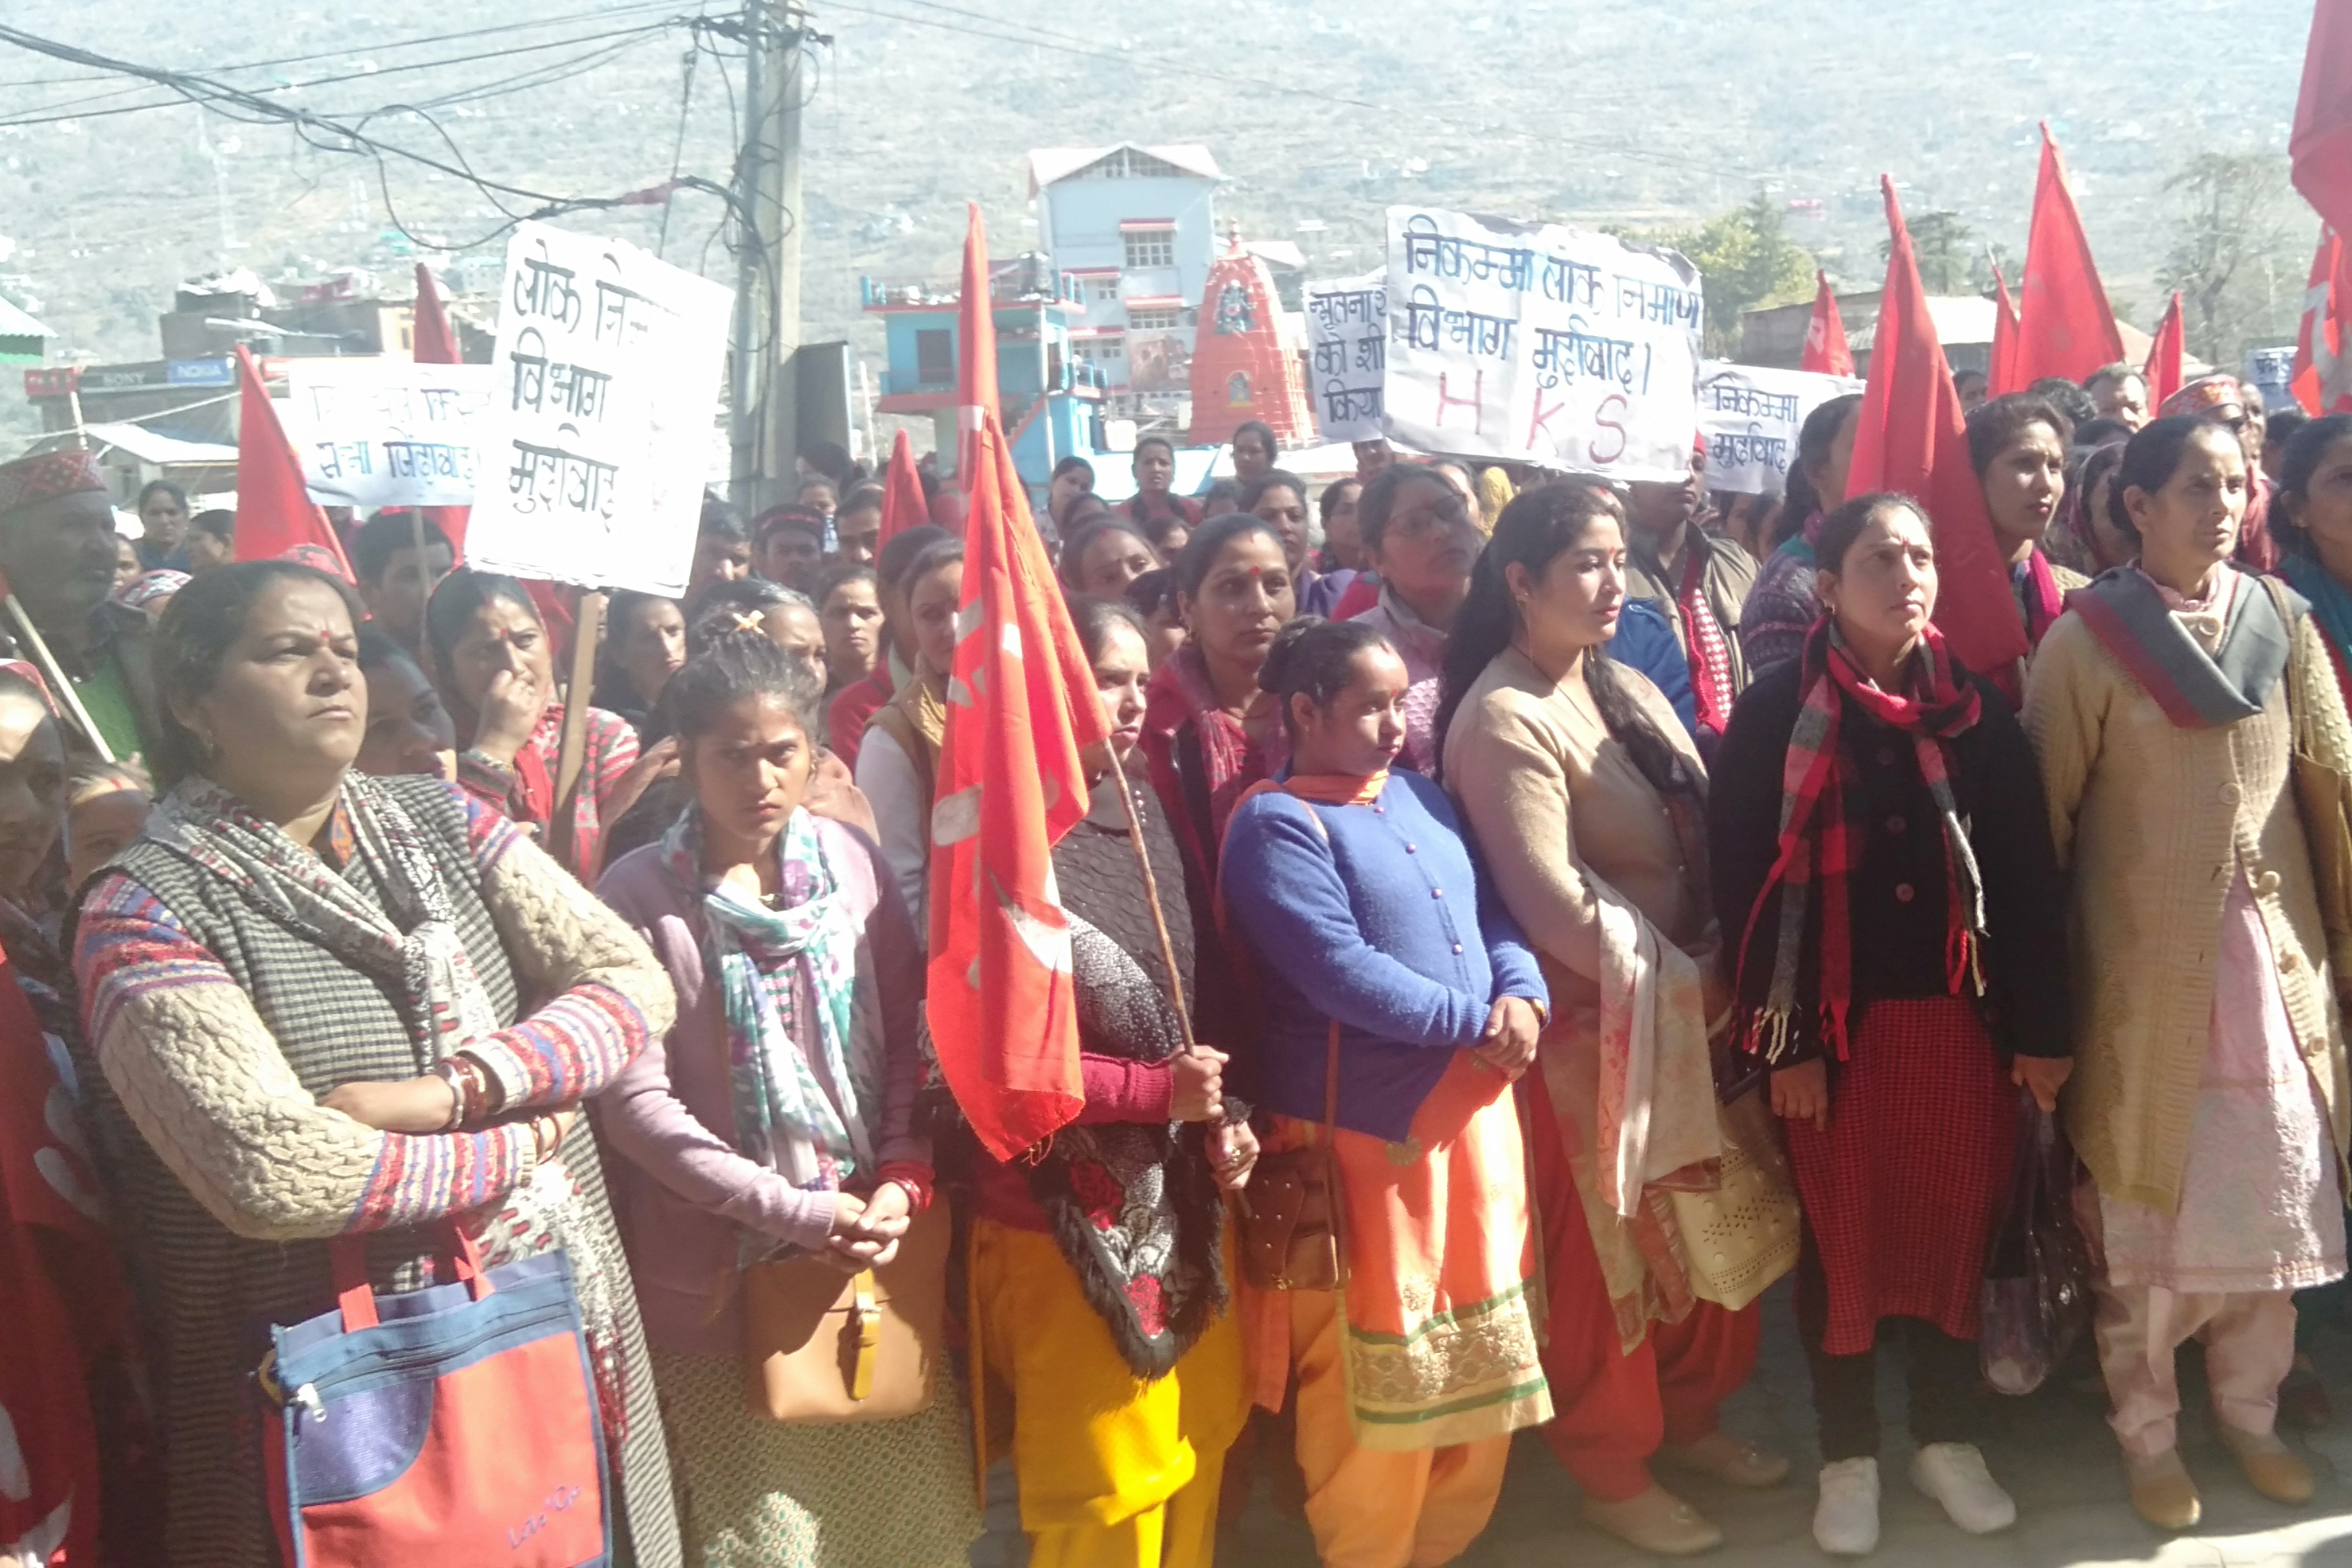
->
[0,294,55,339]
[1027,142,1222,192]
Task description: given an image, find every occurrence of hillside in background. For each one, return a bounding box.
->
[0,0,2318,444]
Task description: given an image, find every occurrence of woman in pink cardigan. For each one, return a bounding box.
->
[597,626,977,1568]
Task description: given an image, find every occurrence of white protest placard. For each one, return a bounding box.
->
[1697,362,1862,496]
[1305,272,1387,442]
[281,359,496,510]
[463,220,731,597]
[1380,207,1703,482]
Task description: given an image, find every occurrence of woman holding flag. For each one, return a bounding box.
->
[1220,615,1551,1568]
[965,595,1251,1568]
[1711,493,2070,1555]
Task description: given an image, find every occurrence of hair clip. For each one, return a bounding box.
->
[731,609,766,633]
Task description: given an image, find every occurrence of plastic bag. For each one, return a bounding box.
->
[1978,1090,2094,1396]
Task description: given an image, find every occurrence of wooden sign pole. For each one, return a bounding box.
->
[547,589,606,875]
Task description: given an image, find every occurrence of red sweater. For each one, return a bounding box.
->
[971,1055,1175,1231]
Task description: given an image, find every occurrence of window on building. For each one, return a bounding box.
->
[1123,227,1176,270]
[1094,335,1125,361]
[1087,147,1183,181]
[1127,306,1181,333]
[915,328,954,385]
[1092,279,1119,303]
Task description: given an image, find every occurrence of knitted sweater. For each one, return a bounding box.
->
[595,813,929,1356]
[2024,595,2352,1213]
[72,776,679,1568]
[1220,769,1548,1141]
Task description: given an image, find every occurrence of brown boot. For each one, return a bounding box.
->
[2217,1426,2315,1505]
[2124,1448,2201,1531]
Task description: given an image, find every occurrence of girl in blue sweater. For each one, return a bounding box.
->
[1221,617,1550,1568]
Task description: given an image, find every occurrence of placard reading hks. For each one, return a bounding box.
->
[1304,272,1387,442]
[283,359,497,510]
[1696,362,1862,496]
[463,221,731,597]
[1380,207,1703,483]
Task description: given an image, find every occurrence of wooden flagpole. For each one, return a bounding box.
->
[1097,741,1195,1052]
[548,589,606,874]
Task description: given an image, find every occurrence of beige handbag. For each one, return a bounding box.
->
[741,1200,949,1424]
[1671,1086,1801,1312]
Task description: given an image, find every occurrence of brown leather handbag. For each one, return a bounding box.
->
[1238,1024,1344,1292]
[741,1200,950,1424]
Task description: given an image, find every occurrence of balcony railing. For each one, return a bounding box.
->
[860,254,1086,311]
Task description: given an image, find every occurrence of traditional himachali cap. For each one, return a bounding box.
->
[2159,373,2243,420]
[0,448,107,521]
[111,569,189,612]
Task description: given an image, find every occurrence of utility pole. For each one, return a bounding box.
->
[729,0,806,516]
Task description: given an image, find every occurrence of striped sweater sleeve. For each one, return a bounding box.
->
[458,790,675,1112]
[73,871,537,1240]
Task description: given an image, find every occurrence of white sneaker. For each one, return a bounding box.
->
[1814,1457,1881,1556]
[1909,1442,2016,1535]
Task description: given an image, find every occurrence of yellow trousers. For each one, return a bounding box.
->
[971,1219,1247,1568]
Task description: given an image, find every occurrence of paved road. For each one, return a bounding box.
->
[1221,1284,2352,1566]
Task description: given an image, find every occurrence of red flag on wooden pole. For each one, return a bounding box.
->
[925,408,1107,1160]
[2143,291,2186,411]
[876,428,927,553]
[1800,271,1855,376]
[2295,0,2352,241]
[2291,228,2352,415]
[2014,124,2125,387]
[1849,177,2029,702]
[1989,263,2022,395]
[231,346,353,579]
[954,203,1000,492]
[411,262,470,557]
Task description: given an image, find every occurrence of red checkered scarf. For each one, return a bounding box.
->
[1732,616,1985,1063]
[1676,547,1737,736]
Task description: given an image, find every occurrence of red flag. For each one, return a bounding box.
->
[1800,271,1855,376]
[2014,124,2125,387]
[412,262,470,556]
[2292,227,2352,415]
[2295,0,2352,241]
[925,409,1108,1160]
[955,203,1000,489]
[2144,291,2186,411]
[876,428,927,554]
[1848,177,2029,700]
[1989,263,2022,395]
[232,346,353,579]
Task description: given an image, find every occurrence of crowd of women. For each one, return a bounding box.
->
[6,364,2352,1568]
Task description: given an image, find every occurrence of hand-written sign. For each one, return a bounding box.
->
[282,360,496,509]
[1697,362,1862,496]
[1380,208,1703,482]
[464,221,731,597]
[1304,272,1387,442]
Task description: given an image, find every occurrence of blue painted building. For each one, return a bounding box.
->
[860,252,1108,495]
[1026,143,1221,421]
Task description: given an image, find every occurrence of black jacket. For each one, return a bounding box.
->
[1706,656,2072,1065]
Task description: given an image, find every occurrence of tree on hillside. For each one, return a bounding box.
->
[2158,153,2298,369]
[1878,211,1974,294]
[1661,190,1816,357]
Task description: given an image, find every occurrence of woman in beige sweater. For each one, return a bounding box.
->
[2024,415,2352,1532]
[1437,483,1781,1558]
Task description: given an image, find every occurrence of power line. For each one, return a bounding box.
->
[0,20,755,255]
[0,1,687,91]
[0,21,680,131]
